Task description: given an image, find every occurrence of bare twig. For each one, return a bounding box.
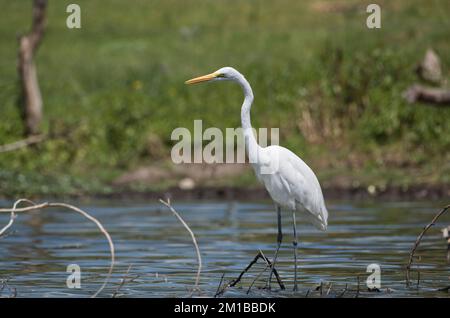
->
[0,199,35,236]
[437,286,450,292]
[315,281,324,296]
[258,250,285,290]
[215,273,225,297]
[159,198,202,293]
[112,265,139,298]
[0,278,17,298]
[246,250,273,294]
[313,282,332,297]
[337,283,348,298]
[246,265,268,294]
[0,135,45,153]
[406,205,450,286]
[0,200,115,297]
[226,252,262,290]
[326,283,333,296]
[216,250,285,297]
[355,276,360,298]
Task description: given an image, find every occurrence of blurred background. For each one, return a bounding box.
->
[1,0,449,198]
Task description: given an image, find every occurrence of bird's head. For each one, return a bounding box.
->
[185,67,242,85]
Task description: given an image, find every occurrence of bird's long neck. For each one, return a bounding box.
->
[236,74,259,162]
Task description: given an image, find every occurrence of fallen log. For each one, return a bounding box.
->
[403,84,450,105]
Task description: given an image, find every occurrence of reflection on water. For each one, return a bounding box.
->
[0,199,449,298]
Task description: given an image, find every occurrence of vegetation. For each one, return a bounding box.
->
[1,0,449,197]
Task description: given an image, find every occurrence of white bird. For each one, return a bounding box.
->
[186,67,328,290]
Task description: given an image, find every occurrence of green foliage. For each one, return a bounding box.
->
[0,0,449,196]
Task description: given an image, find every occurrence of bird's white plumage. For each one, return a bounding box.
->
[251,145,328,231]
[186,66,329,232]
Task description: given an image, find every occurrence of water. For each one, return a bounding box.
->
[0,199,449,298]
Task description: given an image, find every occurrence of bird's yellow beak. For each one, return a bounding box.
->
[185,72,218,85]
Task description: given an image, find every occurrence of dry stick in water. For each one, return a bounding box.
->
[0,200,115,298]
[406,205,450,286]
[258,250,285,289]
[215,273,225,297]
[0,199,36,237]
[216,250,285,296]
[0,278,17,298]
[337,283,348,298]
[355,276,360,298]
[246,250,275,294]
[233,251,285,289]
[326,283,333,296]
[316,281,324,296]
[159,199,202,293]
[112,264,139,298]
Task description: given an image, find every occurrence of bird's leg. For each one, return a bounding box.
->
[292,211,298,292]
[267,205,282,290]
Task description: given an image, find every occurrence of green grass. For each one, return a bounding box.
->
[1,0,449,196]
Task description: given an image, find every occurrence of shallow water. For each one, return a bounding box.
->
[0,199,449,298]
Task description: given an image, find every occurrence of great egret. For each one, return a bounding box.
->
[186,67,328,290]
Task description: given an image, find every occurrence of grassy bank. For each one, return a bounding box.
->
[1,0,449,197]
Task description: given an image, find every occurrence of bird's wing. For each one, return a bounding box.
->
[276,146,328,230]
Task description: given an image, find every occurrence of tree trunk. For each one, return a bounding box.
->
[18,0,47,136]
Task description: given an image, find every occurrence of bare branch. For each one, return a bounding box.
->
[406,205,450,286]
[216,250,285,297]
[0,199,35,237]
[0,135,45,153]
[0,200,115,297]
[355,275,360,298]
[215,273,225,297]
[112,264,139,298]
[0,277,17,298]
[326,282,333,295]
[159,198,202,293]
[337,283,348,298]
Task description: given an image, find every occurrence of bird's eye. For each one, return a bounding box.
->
[216,74,225,78]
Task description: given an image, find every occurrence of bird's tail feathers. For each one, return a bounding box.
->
[302,206,328,231]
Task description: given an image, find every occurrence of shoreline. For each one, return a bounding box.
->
[18,184,447,202]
